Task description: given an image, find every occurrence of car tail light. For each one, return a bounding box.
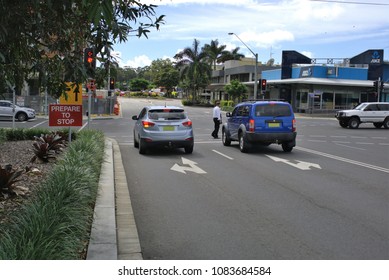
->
[182,120,192,127]
[142,121,155,128]
[249,119,255,132]
[292,118,296,132]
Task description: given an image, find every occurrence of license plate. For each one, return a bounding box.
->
[163,126,175,131]
[268,122,280,128]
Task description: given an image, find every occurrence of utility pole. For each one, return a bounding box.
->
[228,32,258,99]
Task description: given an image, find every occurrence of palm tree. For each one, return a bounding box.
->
[203,39,226,70]
[219,47,245,63]
[174,39,211,101]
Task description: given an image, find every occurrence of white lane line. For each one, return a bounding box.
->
[296,146,389,174]
[212,149,234,160]
[334,143,366,151]
[31,120,48,128]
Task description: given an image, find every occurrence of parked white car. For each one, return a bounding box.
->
[0,100,36,121]
[335,102,389,129]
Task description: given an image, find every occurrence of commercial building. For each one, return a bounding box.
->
[207,49,388,114]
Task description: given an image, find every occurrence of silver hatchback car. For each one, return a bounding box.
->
[132,106,194,154]
[0,100,36,121]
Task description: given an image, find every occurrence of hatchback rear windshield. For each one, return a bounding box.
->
[148,109,186,120]
[255,104,292,117]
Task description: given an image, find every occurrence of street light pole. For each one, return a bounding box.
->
[228,32,258,99]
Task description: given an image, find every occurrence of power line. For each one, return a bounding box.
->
[309,0,389,5]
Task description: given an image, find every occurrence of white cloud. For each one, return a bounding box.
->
[114,0,389,66]
[123,55,152,68]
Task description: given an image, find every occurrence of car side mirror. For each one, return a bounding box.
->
[226,112,232,117]
[132,115,138,120]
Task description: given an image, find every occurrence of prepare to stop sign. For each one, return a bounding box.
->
[49,104,83,127]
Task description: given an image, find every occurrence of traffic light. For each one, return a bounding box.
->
[261,79,267,91]
[373,80,378,91]
[84,47,96,74]
[109,78,115,90]
[380,81,384,92]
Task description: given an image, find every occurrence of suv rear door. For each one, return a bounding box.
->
[254,103,294,132]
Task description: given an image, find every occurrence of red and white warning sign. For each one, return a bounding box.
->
[49,104,83,127]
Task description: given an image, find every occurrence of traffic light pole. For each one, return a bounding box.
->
[108,65,112,115]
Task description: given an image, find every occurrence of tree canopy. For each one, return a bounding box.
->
[0,0,164,97]
[224,79,248,101]
[174,39,211,100]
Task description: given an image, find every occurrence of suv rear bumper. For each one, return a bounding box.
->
[246,131,296,144]
[142,138,194,149]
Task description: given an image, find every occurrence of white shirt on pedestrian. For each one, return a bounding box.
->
[213,105,221,120]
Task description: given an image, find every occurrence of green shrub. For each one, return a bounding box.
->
[0,128,52,141]
[0,130,105,259]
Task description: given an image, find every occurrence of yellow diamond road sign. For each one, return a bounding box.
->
[60,82,82,105]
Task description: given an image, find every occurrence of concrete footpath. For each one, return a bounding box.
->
[86,138,142,260]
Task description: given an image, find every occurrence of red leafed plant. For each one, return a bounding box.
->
[30,133,66,163]
[0,164,24,196]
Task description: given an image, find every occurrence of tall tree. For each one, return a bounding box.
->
[150,59,179,95]
[0,0,164,97]
[174,39,211,100]
[203,39,226,70]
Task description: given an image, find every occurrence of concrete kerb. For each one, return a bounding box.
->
[86,138,142,260]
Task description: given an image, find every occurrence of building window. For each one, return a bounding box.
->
[296,91,308,111]
[322,92,334,109]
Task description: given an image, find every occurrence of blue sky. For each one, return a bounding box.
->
[113,0,389,68]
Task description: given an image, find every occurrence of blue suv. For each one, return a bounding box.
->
[222,100,297,152]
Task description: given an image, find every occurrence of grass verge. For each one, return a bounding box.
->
[0,129,105,259]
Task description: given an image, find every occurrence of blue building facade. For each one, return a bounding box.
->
[261,50,388,113]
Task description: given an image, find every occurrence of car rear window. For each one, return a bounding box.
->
[255,104,292,117]
[148,109,186,120]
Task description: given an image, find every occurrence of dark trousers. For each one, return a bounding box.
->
[212,118,220,137]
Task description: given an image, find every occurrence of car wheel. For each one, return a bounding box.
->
[238,132,250,153]
[339,121,348,128]
[222,128,231,146]
[282,142,294,152]
[16,112,27,122]
[383,117,389,129]
[184,145,193,154]
[373,122,383,128]
[133,132,139,148]
[348,117,360,129]
[138,138,147,154]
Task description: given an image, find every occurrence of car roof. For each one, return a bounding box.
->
[360,102,389,105]
[237,100,291,106]
[146,105,184,110]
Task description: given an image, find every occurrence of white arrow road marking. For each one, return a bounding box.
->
[170,157,207,174]
[266,155,322,171]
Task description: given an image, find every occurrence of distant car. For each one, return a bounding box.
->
[132,105,194,154]
[335,102,389,129]
[0,100,36,121]
[222,100,297,152]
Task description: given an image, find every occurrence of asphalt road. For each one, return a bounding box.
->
[2,97,388,260]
